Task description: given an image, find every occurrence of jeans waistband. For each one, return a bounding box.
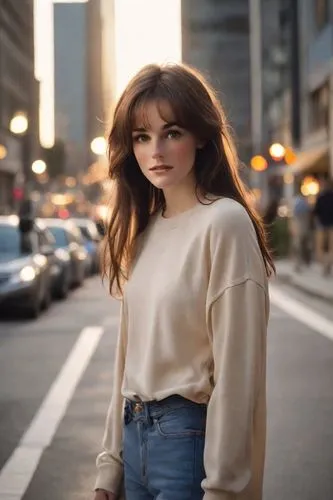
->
[125,395,207,419]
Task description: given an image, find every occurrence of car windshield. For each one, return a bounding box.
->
[48,226,68,248]
[77,222,99,241]
[0,224,30,256]
[78,226,91,240]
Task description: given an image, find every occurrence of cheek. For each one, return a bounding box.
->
[172,140,197,165]
[133,145,149,170]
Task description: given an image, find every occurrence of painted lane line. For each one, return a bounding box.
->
[0,326,104,499]
[269,284,333,341]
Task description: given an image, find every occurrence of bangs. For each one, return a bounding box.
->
[130,87,189,132]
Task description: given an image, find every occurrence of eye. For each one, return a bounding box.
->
[166,130,182,139]
[132,133,150,143]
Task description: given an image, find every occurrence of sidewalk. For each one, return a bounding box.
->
[275,259,333,302]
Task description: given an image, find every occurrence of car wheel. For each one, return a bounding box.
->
[24,297,41,319]
[42,287,52,310]
[56,277,69,300]
[76,267,85,287]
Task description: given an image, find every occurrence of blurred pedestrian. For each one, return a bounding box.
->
[291,192,312,271]
[263,197,279,253]
[94,63,274,500]
[313,177,333,276]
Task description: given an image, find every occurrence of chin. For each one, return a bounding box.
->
[150,179,177,190]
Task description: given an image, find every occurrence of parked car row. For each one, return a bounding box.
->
[0,214,102,319]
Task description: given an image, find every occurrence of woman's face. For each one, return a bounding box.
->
[131,100,201,191]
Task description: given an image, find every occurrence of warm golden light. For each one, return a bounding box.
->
[269,143,286,161]
[0,144,7,159]
[34,0,55,148]
[300,176,320,196]
[51,193,74,205]
[32,159,47,175]
[115,0,182,97]
[284,147,297,165]
[250,155,268,172]
[10,113,28,135]
[91,137,107,156]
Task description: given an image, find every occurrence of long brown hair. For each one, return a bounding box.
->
[103,63,275,297]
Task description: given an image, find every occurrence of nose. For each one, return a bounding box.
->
[151,138,164,160]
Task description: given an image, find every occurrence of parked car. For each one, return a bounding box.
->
[42,218,87,288]
[36,219,72,299]
[0,215,54,318]
[72,218,101,274]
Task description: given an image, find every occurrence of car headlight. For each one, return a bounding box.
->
[19,266,36,282]
[55,248,70,261]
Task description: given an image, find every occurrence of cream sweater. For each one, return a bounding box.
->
[95,197,269,500]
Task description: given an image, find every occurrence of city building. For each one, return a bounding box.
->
[0,0,39,213]
[181,0,252,164]
[250,0,333,207]
[54,0,116,176]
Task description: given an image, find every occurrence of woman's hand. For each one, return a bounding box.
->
[94,489,117,500]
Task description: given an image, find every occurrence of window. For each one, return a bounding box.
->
[0,224,21,255]
[48,227,68,248]
[314,0,329,31]
[310,83,329,131]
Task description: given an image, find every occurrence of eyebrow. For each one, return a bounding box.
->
[132,122,179,133]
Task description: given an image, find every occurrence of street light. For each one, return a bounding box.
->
[250,155,268,172]
[90,136,107,156]
[284,147,297,165]
[9,112,28,135]
[0,144,7,160]
[269,142,286,161]
[32,159,47,175]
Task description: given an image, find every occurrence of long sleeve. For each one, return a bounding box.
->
[94,301,127,495]
[202,279,269,500]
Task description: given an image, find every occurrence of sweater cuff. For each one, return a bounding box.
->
[94,462,123,494]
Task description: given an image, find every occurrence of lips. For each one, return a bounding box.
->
[149,165,173,171]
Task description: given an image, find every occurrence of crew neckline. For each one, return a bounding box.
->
[154,197,221,229]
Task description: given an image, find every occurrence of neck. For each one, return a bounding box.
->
[162,178,201,218]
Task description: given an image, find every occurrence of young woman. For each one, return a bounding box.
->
[94,63,274,500]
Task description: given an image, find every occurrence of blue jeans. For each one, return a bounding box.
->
[123,395,207,500]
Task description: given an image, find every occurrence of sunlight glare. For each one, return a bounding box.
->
[114,0,182,97]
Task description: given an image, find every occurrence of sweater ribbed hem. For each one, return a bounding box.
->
[94,463,123,495]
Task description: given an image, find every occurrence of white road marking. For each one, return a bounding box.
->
[270,284,333,341]
[0,326,104,499]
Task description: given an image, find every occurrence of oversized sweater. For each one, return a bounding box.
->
[95,197,270,500]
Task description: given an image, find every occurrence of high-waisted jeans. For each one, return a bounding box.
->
[123,395,207,500]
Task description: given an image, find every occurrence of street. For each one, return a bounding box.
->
[0,275,333,500]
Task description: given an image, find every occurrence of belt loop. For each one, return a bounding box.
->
[145,401,153,426]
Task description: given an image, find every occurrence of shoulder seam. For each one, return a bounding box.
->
[209,277,267,309]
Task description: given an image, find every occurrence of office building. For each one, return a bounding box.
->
[54,0,116,175]
[249,0,333,205]
[0,0,39,213]
[182,0,252,163]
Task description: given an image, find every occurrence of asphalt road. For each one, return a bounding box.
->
[0,274,332,500]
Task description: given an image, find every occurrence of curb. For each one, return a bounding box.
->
[276,271,333,304]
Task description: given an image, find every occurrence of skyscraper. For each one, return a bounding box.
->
[182,0,251,163]
[54,0,115,175]
[0,0,39,212]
